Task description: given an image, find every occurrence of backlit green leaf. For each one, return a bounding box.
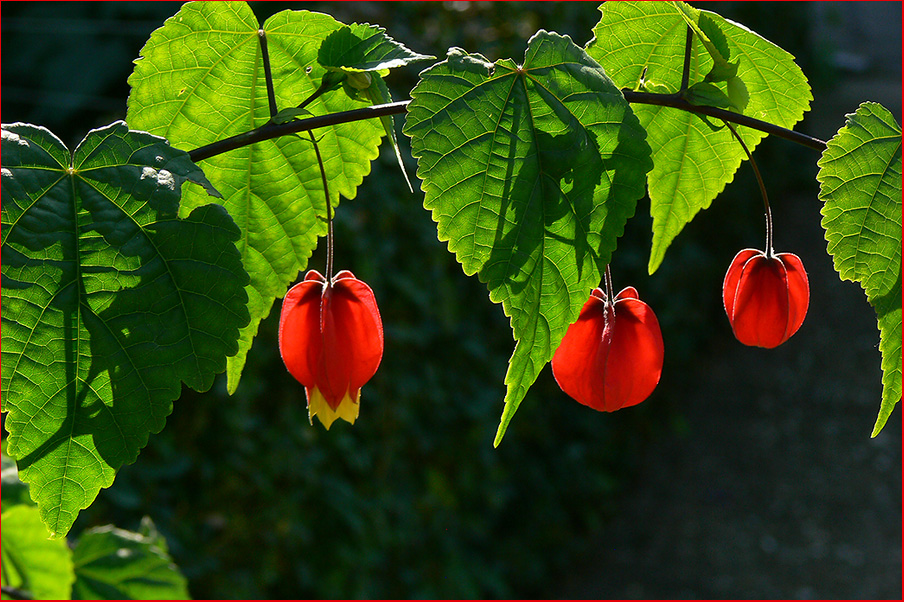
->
[317,22,434,73]
[1,505,75,600]
[126,1,425,393]
[1,121,249,537]
[816,102,902,436]
[72,518,190,600]
[403,32,652,445]
[587,0,811,273]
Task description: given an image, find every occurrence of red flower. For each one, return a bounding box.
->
[552,286,664,412]
[723,249,809,348]
[278,269,383,429]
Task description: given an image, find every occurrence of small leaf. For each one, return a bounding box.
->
[672,1,739,83]
[1,505,75,600]
[317,22,434,73]
[1,121,250,537]
[71,518,190,600]
[817,101,902,436]
[404,32,652,445]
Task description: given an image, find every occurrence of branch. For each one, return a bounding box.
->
[188,93,826,163]
[1,585,33,600]
[621,89,827,151]
[188,101,411,163]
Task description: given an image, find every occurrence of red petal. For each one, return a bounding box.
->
[316,274,384,405]
[723,249,763,319]
[615,286,640,301]
[602,297,664,410]
[777,252,809,340]
[552,293,607,409]
[278,272,327,386]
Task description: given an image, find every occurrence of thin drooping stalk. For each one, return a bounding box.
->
[724,120,774,257]
[604,265,616,310]
[308,131,334,283]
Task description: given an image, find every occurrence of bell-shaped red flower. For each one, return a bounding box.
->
[278,269,383,429]
[552,286,664,412]
[723,249,809,348]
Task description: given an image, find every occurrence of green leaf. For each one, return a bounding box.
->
[126,1,418,393]
[317,22,434,73]
[1,121,249,537]
[1,505,75,600]
[816,102,902,436]
[403,32,652,446]
[587,1,812,273]
[672,3,739,83]
[72,517,190,600]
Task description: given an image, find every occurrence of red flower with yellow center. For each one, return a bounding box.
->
[278,269,383,429]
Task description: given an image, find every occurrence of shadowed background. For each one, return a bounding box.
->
[2,2,900,598]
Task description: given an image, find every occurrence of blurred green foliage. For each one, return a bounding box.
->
[2,2,832,598]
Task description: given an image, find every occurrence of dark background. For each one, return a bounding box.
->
[2,2,900,599]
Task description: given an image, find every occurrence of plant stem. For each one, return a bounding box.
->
[604,265,615,310]
[0,586,32,600]
[724,120,774,257]
[680,25,693,93]
[621,90,826,151]
[258,29,278,119]
[309,131,334,282]
[188,102,410,163]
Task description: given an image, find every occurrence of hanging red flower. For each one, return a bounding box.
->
[278,269,383,429]
[552,286,664,412]
[722,249,809,348]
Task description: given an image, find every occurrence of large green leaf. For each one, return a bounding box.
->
[1,505,75,600]
[816,102,902,436]
[72,518,190,600]
[403,32,652,445]
[1,121,249,537]
[127,1,408,393]
[587,0,812,273]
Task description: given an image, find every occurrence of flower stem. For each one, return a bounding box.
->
[604,265,615,310]
[723,120,773,257]
[308,131,334,283]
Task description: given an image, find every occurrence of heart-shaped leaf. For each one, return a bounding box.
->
[1,121,249,537]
